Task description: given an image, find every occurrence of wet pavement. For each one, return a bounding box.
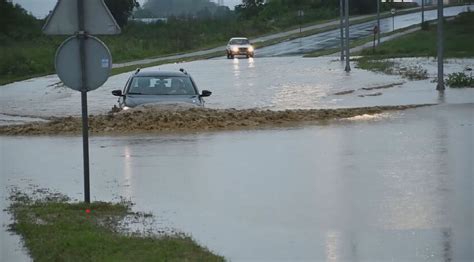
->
[257,5,473,57]
[1,101,473,261]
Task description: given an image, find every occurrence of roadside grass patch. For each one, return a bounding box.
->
[356,59,396,75]
[399,65,428,80]
[446,71,474,88]
[359,11,474,59]
[356,58,428,80]
[8,189,224,262]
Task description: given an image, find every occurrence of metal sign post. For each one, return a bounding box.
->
[391,9,396,32]
[339,0,345,61]
[344,0,350,72]
[437,0,445,91]
[43,0,120,203]
[377,0,380,45]
[77,0,91,203]
[297,10,304,33]
[422,0,425,24]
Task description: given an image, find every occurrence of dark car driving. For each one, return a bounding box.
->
[112,69,212,109]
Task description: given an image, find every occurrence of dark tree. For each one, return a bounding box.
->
[104,0,139,27]
[0,0,41,41]
[235,0,265,19]
[142,0,222,18]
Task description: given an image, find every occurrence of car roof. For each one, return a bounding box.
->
[133,71,188,77]
[229,37,248,40]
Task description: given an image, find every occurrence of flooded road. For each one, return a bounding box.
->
[1,102,473,261]
[1,56,473,124]
[257,5,473,57]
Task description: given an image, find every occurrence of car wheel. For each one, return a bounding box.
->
[230,54,234,59]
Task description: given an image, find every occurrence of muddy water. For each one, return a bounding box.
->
[1,103,473,261]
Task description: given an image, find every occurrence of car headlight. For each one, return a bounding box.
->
[232,47,239,52]
[248,46,254,52]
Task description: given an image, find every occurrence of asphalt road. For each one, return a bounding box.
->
[256,5,473,57]
[114,5,472,68]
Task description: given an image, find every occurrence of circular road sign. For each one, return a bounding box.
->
[55,35,112,92]
[391,8,396,15]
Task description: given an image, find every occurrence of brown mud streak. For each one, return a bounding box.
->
[0,105,433,136]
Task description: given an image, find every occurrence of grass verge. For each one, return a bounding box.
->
[358,11,474,59]
[354,11,474,79]
[8,189,224,261]
[304,23,421,58]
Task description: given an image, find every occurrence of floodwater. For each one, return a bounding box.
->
[1,102,473,261]
[1,57,473,123]
[257,5,474,57]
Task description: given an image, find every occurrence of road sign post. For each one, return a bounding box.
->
[344,0,350,72]
[391,8,396,32]
[376,0,380,45]
[43,0,120,203]
[339,0,345,61]
[297,10,304,33]
[437,0,445,91]
[421,0,425,24]
[77,0,91,203]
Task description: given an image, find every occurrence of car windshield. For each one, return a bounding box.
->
[229,39,249,45]
[128,76,197,95]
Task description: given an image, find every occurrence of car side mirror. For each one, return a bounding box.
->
[200,90,212,97]
[112,90,123,96]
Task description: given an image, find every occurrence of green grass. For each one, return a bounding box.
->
[355,11,474,76]
[304,23,424,58]
[359,11,474,59]
[446,72,474,87]
[8,190,224,261]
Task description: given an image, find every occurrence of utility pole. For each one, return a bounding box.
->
[436,0,445,91]
[339,0,345,61]
[377,0,380,45]
[344,0,350,72]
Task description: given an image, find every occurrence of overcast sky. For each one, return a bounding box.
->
[11,0,243,18]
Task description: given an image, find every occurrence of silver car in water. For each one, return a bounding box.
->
[112,69,212,109]
[226,37,255,59]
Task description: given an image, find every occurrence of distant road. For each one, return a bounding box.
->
[113,5,463,69]
[257,5,473,57]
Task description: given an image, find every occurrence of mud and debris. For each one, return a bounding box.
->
[359,92,383,97]
[0,105,432,135]
[361,82,404,91]
[331,82,404,96]
[333,90,355,95]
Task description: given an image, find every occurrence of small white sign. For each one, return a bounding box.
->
[101,58,109,68]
